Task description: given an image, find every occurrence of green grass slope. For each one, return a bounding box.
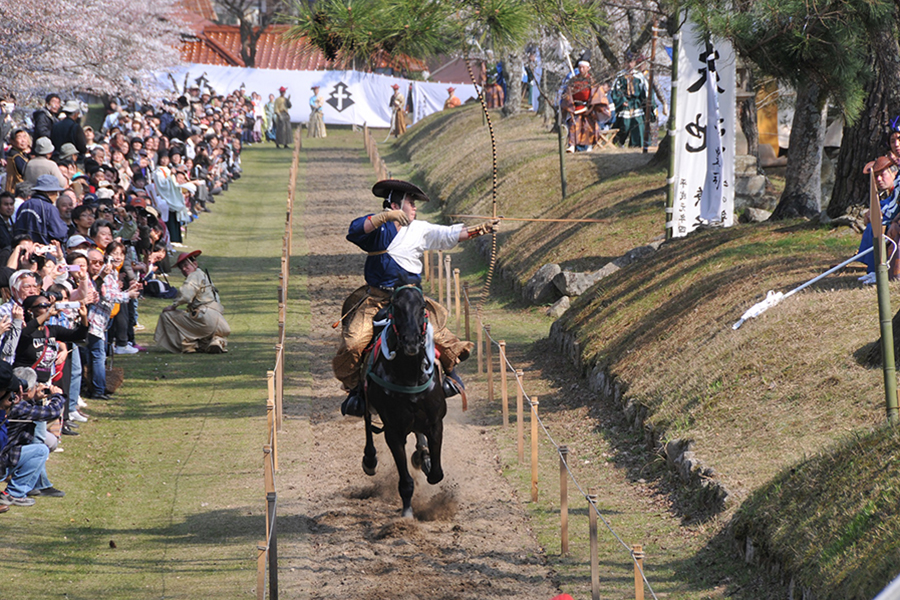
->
[388,106,900,596]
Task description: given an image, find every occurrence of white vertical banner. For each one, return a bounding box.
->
[672,17,736,237]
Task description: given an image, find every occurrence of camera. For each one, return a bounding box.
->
[55,301,80,311]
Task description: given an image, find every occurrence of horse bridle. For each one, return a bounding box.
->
[389,284,428,337]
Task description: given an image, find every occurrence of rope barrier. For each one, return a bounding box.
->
[466,284,660,600]
[256,125,301,600]
[362,121,656,598]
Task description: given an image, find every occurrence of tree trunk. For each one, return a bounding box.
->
[239,19,257,68]
[740,97,759,158]
[827,24,900,218]
[770,80,827,220]
[502,51,525,117]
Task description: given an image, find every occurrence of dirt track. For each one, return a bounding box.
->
[275,138,560,600]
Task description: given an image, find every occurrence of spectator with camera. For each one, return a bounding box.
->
[0,365,66,506]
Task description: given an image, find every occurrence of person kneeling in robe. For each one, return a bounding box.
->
[154,250,230,354]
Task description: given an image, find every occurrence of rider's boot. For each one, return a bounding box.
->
[442,370,467,404]
[340,384,366,417]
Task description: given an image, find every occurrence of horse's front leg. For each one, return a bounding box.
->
[362,400,377,476]
[411,432,432,476]
[384,429,414,518]
[425,418,444,485]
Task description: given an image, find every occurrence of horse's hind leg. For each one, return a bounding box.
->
[385,430,414,518]
[411,432,431,476]
[362,406,377,476]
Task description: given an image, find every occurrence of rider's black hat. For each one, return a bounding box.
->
[372,179,430,203]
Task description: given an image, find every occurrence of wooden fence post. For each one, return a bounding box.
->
[463,282,470,340]
[275,346,284,435]
[485,325,493,404]
[257,542,267,600]
[633,545,645,600]
[476,319,483,374]
[516,369,524,463]
[531,397,539,502]
[444,254,452,312]
[267,371,278,470]
[437,251,444,305]
[499,341,508,427]
[559,445,569,556]
[589,489,599,600]
[454,268,461,335]
[423,250,430,285]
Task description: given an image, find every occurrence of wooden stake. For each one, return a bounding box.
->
[499,341,508,426]
[444,254,452,312]
[437,251,444,304]
[275,345,284,436]
[560,446,569,556]
[463,282,470,340]
[633,545,645,600]
[476,319,483,374]
[454,268,461,335]
[589,489,599,600]
[531,398,539,502]
[267,371,278,471]
[257,542,267,600]
[429,251,436,296]
[486,325,493,404]
[516,369,524,463]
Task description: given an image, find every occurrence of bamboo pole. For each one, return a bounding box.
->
[633,545,645,600]
[560,445,569,556]
[531,397,539,502]
[589,489,599,600]
[429,251,436,296]
[516,369,524,463]
[486,325,493,403]
[423,250,430,284]
[499,341,508,427]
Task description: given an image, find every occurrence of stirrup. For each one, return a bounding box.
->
[442,370,464,398]
[341,389,366,417]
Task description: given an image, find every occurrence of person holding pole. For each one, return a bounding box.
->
[857,156,900,284]
[334,180,498,417]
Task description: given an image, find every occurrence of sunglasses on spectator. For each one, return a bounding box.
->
[31,303,51,310]
[89,259,104,264]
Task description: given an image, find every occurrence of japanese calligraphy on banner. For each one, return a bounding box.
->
[672,17,736,238]
[158,64,478,129]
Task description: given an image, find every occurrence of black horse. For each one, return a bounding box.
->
[362,283,447,518]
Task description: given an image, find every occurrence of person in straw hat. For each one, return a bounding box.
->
[333,179,498,417]
[307,85,326,139]
[154,250,230,353]
[443,87,461,110]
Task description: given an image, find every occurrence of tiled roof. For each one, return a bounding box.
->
[180,24,426,72]
[179,0,217,22]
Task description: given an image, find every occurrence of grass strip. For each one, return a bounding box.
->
[0,142,297,599]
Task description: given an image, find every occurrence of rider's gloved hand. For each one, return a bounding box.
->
[369,209,410,229]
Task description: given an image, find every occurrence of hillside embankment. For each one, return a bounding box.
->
[386,104,900,599]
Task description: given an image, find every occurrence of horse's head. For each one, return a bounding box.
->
[390,284,427,357]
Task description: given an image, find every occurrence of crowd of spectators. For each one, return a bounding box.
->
[0,85,260,509]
